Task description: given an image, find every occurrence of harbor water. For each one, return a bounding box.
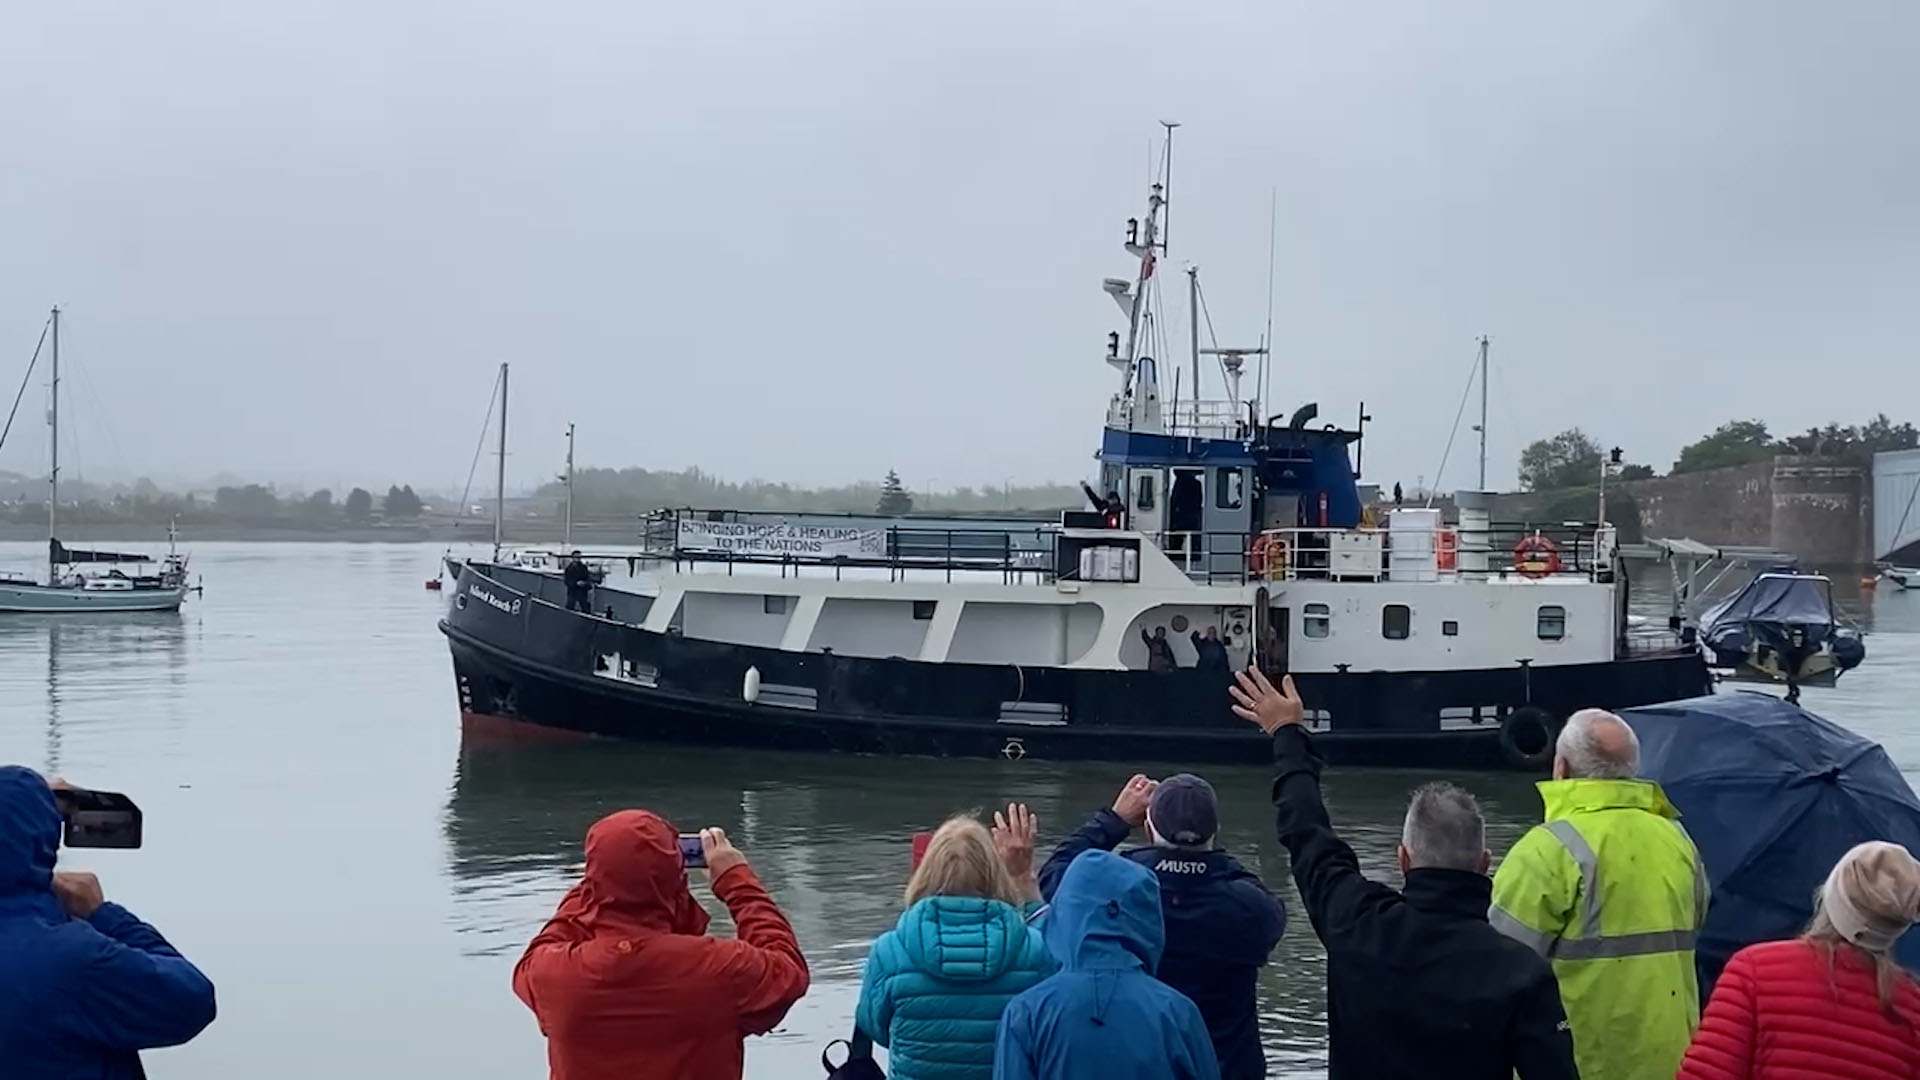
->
[0,541,1913,1078]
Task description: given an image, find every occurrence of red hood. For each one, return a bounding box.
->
[552,810,710,937]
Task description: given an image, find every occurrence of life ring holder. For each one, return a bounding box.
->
[1512,534,1563,578]
[1249,534,1289,579]
[1498,706,1558,771]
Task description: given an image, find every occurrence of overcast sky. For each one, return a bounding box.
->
[1,0,1913,497]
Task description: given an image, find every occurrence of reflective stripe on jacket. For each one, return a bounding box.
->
[1489,778,1707,1080]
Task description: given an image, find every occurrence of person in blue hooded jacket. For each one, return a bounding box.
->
[858,806,1055,1080]
[1037,773,1282,1080]
[994,848,1219,1080]
[0,766,217,1079]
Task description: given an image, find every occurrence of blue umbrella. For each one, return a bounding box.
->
[1623,692,1920,982]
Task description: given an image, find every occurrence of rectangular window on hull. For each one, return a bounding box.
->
[1538,605,1567,641]
[1382,604,1411,640]
[912,600,937,620]
[1215,468,1244,510]
[1303,602,1331,639]
[1442,620,1459,636]
[763,595,789,615]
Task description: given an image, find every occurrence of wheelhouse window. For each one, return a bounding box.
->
[1382,604,1411,640]
[1215,468,1244,510]
[1303,602,1331,639]
[1537,605,1567,641]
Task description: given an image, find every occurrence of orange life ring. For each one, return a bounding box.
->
[1512,534,1563,578]
[1249,534,1288,578]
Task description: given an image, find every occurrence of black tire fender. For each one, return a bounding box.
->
[1499,706,1558,771]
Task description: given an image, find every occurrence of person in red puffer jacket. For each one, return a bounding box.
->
[1679,841,1920,1080]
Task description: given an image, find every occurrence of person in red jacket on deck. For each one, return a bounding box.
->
[1679,840,1920,1080]
[512,810,810,1080]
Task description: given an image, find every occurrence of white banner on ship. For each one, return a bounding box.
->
[676,519,887,557]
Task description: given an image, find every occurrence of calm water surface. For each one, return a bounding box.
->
[0,541,1913,1078]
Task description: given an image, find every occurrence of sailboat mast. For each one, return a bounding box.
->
[493,362,508,560]
[48,306,59,581]
[1476,336,1489,490]
[563,422,575,550]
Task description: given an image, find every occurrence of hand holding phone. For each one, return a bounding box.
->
[51,787,143,850]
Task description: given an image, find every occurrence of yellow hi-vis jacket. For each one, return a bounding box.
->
[1489,778,1707,1080]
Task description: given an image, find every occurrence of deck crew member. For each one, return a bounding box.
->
[1490,708,1708,1080]
[562,551,593,613]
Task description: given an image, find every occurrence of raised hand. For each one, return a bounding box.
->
[992,803,1043,903]
[699,826,749,881]
[1111,774,1158,828]
[52,871,104,919]
[1230,667,1306,734]
[992,803,1039,877]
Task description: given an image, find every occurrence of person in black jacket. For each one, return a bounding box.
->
[1037,771,1284,1080]
[1228,666,1578,1080]
[562,551,593,613]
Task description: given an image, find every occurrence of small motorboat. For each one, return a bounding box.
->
[1698,571,1865,699]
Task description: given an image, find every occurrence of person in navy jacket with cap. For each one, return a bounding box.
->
[1037,772,1284,1080]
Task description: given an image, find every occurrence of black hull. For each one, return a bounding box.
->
[439,566,1712,770]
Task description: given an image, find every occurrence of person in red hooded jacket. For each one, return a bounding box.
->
[1679,840,1920,1080]
[512,811,810,1080]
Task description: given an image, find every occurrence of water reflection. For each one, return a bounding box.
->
[0,615,189,776]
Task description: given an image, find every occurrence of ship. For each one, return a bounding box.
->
[439,134,1710,770]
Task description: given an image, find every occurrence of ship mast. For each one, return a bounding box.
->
[48,306,59,583]
[493,362,508,561]
[562,422,575,550]
[1474,336,1489,490]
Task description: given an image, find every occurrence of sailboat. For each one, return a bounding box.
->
[0,308,194,613]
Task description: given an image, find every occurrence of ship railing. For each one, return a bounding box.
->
[638,507,1057,583]
[1196,521,1618,584]
[1167,399,1253,440]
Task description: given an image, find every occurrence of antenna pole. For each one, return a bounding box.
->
[1160,121,1177,259]
[1262,187,1277,417]
[1187,267,1201,431]
[48,306,59,582]
[1476,336,1489,490]
[493,363,508,560]
[563,422,575,550]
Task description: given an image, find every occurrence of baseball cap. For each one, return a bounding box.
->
[1148,773,1219,847]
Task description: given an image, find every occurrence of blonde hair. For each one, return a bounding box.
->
[904,815,1020,907]
[1804,841,1920,1020]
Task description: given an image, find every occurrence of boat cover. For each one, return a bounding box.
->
[1699,572,1834,637]
[1622,693,1920,988]
[49,539,152,565]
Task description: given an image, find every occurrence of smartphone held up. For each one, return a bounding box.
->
[52,787,143,850]
[678,833,706,868]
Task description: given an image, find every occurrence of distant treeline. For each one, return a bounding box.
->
[0,480,429,527]
[532,466,1085,517]
[0,466,1089,526]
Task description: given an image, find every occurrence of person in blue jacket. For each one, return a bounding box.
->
[1037,773,1282,1080]
[0,766,217,1078]
[858,806,1055,1080]
[994,848,1219,1080]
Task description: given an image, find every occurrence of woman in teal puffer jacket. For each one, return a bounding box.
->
[857,805,1057,1080]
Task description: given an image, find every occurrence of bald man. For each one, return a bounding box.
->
[1489,709,1708,1080]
